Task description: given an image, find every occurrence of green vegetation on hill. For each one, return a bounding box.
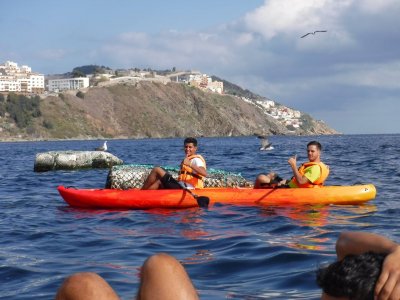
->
[0,94,4,116]
[72,65,112,75]
[0,93,41,128]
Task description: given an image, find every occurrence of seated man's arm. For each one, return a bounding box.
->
[288,156,319,185]
[190,164,207,177]
[288,156,308,185]
[336,231,400,300]
[182,157,207,177]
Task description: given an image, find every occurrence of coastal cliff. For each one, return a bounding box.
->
[0,81,338,141]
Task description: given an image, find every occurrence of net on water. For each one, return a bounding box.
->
[105,164,253,190]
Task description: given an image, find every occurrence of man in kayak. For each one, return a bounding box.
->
[141,137,207,190]
[254,140,329,188]
[55,252,199,300]
[317,231,400,300]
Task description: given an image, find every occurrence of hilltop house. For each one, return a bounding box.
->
[47,77,89,92]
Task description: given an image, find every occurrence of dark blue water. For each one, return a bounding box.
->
[1,135,399,299]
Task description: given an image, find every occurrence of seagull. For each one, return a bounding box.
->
[95,141,108,151]
[259,137,273,151]
[301,30,327,38]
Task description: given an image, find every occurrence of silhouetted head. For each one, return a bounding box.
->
[317,251,386,300]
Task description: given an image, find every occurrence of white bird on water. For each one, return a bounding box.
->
[95,141,108,151]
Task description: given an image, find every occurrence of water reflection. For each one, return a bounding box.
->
[258,204,377,252]
[260,203,377,227]
[57,206,133,219]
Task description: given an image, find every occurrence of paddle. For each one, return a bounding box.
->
[179,182,209,208]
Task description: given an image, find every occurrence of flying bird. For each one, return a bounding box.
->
[301,30,327,38]
[95,141,108,151]
[259,137,273,151]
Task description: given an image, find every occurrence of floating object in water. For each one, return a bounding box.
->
[34,150,123,172]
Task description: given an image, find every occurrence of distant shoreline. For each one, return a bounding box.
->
[0,132,350,143]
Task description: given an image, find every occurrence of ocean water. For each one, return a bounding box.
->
[1,134,399,299]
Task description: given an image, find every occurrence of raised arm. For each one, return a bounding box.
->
[336,231,400,300]
[288,155,309,185]
[336,231,398,260]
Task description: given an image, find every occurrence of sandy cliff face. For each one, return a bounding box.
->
[0,81,338,141]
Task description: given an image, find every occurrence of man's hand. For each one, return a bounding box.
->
[375,246,400,300]
[288,154,297,168]
[182,157,191,167]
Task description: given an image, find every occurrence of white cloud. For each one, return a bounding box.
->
[118,32,149,45]
[358,0,400,13]
[261,60,400,93]
[100,30,234,70]
[316,95,400,134]
[235,33,254,46]
[242,0,351,39]
[332,61,400,89]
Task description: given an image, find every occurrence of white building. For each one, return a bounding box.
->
[188,73,224,93]
[48,77,89,92]
[256,100,275,109]
[207,81,224,94]
[0,61,45,94]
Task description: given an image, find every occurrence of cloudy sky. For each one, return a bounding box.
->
[1,0,399,134]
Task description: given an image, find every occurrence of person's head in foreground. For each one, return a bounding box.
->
[317,251,386,300]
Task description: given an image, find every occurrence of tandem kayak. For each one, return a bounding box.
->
[57,184,376,209]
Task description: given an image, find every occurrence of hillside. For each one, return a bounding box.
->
[0,81,338,141]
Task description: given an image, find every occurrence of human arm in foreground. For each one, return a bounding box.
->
[336,231,400,300]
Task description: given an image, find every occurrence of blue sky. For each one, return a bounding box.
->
[1,0,399,134]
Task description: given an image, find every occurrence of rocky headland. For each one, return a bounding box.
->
[0,80,339,141]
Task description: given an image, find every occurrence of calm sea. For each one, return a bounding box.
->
[1,134,399,299]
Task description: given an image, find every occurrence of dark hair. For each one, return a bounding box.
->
[184,137,198,146]
[307,141,322,151]
[316,252,386,300]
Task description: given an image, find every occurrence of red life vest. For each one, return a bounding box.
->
[178,155,206,188]
[290,162,330,188]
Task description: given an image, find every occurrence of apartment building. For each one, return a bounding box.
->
[47,77,89,92]
[188,73,224,94]
[207,80,223,94]
[0,61,45,94]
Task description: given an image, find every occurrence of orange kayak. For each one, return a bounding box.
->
[57,184,376,209]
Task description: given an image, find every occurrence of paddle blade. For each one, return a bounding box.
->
[196,196,210,208]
